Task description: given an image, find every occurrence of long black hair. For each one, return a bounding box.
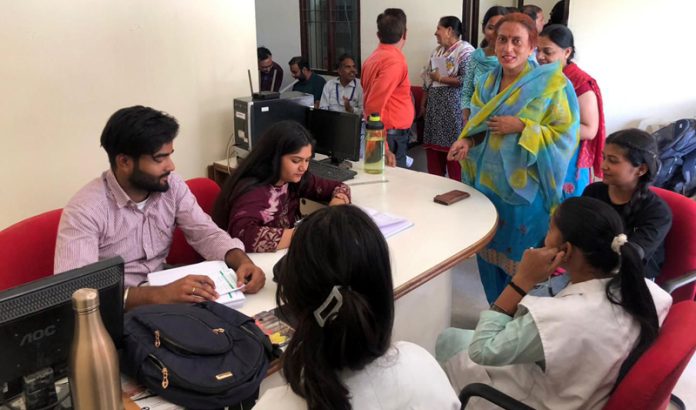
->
[604,128,660,225]
[212,120,313,230]
[539,24,576,62]
[554,196,659,383]
[480,6,510,48]
[274,206,394,410]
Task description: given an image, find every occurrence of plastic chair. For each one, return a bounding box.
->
[0,209,63,291]
[651,186,696,302]
[166,178,222,265]
[458,301,696,410]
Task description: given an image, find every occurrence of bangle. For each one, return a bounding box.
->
[123,287,130,308]
[490,303,512,316]
[508,280,527,297]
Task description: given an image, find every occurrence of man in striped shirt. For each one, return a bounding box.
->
[54,106,265,310]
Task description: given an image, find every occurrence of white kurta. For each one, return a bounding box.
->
[253,341,460,410]
[443,278,672,410]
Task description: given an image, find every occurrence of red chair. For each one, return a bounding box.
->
[651,187,696,302]
[411,86,425,144]
[459,302,696,410]
[0,209,63,291]
[604,301,696,410]
[166,178,221,265]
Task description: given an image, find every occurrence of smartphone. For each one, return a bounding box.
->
[434,189,470,205]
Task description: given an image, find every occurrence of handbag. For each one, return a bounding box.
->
[121,301,274,410]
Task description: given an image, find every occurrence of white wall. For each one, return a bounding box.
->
[569,0,696,132]
[361,1,464,85]
[0,0,258,229]
[255,0,301,91]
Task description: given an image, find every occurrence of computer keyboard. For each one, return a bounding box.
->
[308,160,357,182]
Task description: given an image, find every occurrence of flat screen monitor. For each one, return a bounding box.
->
[0,257,124,400]
[307,108,362,164]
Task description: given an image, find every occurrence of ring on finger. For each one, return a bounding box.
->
[192,286,197,295]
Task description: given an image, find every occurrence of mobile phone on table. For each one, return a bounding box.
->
[433,189,470,205]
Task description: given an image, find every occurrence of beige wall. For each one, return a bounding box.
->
[569,0,696,132]
[361,1,464,86]
[0,0,258,229]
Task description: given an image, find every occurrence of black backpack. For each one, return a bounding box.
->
[121,301,274,410]
[653,119,696,197]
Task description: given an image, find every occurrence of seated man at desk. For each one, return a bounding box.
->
[289,56,326,109]
[319,53,363,116]
[212,121,351,253]
[54,105,265,310]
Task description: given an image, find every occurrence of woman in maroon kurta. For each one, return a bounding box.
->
[212,121,350,252]
[537,24,606,198]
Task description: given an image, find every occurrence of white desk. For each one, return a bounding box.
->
[215,158,498,346]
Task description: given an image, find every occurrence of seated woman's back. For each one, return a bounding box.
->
[253,206,459,410]
[438,197,672,410]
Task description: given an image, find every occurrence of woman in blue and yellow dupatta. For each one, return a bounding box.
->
[448,13,580,303]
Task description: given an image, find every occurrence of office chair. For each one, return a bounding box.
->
[651,187,696,302]
[458,301,696,410]
[0,209,63,291]
[166,178,222,266]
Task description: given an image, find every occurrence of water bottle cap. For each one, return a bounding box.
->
[72,288,100,313]
[368,113,381,122]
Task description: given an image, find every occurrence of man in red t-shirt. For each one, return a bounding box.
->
[362,8,415,168]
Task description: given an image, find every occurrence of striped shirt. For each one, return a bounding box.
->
[54,170,243,287]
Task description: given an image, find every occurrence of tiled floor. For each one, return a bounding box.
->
[407,144,695,408]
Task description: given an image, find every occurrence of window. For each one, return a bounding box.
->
[299,0,360,75]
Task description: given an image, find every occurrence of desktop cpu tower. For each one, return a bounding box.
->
[232,91,313,158]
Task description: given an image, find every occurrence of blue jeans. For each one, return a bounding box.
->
[387,129,410,168]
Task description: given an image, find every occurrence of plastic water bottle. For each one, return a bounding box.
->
[364,113,385,174]
[69,288,122,410]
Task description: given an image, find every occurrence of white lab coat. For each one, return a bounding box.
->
[444,278,672,410]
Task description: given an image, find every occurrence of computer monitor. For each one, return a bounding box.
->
[0,257,124,400]
[307,108,362,164]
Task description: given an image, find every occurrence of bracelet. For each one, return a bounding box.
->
[123,287,130,308]
[508,280,527,297]
[490,303,512,316]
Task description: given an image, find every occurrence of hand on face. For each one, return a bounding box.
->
[516,247,565,286]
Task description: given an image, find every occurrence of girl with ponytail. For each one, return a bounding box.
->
[438,196,672,409]
[254,205,460,410]
[583,128,672,278]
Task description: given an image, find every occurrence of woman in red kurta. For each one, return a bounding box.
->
[537,24,606,198]
[212,121,350,252]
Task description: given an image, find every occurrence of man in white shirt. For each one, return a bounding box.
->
[319,54,363,116]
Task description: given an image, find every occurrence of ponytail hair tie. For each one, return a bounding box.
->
[611,233,628,255]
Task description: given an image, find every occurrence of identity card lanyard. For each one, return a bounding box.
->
[336,79,357,103]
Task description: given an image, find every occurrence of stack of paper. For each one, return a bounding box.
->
[147,261,245,309]
[359,206,414,238]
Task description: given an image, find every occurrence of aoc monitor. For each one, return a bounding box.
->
[307,108,362,164]
[0,257,124,400]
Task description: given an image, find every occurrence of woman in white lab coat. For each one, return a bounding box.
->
[437,196,672,409]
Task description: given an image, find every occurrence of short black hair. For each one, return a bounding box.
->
[335,53,355,70]
[257,46,272,61]
[377,8,407,44]
[100,105,179,169]
[288,56,310,71]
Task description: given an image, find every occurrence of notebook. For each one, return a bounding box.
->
[147,260,245,309]
[359,206,414,238]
